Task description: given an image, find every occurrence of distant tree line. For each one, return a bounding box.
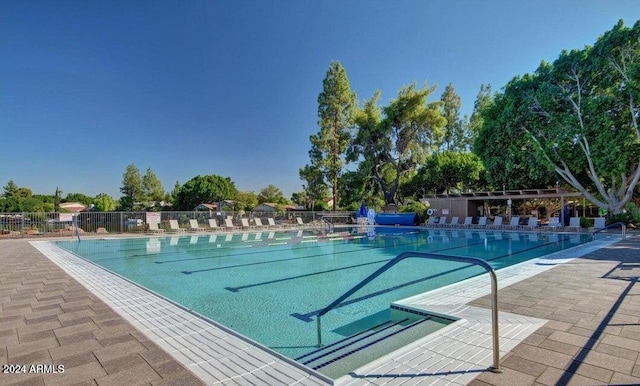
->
[1,165,294,213]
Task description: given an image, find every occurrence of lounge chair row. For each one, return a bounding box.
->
[424,216,606,231]
[146,217,313,233]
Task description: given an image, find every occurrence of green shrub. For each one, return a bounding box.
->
[399,202,429,224]
[580,217,593,228]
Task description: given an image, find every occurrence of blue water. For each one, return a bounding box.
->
[55,227,592,361]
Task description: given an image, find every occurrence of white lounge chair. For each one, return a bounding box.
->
[254,218,265,229]
[296,217,309,228]
[425,217,437,226]
[476,217,488,227]
[267,218,282,228]
[462,217,473,228]
[568,217,581,231]
[208,219,221,231]
[489,216,503,228]
[591,217,606,232]
[225,218,239,230]
[507,216,520,228]
[168,219,186,232]
[525,217,538,229]
[188,219,205,232]
[547,217,561,229]
[147,222,165,233]
[436,216,448,227]
[447,216,459,227]
[240,218,255,230]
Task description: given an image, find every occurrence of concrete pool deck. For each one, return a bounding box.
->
[1,232,639,385]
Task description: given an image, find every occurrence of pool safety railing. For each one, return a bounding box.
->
[320,217,334,233]
[592,222,626,239]
[315,251,503,373]
[72,214,81,242]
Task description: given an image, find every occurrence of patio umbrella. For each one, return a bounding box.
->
[358,202,368,217]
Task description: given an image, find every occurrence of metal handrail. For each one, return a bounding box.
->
[319,217,334,233]
[315,251,502,373]
[592,221,626,239]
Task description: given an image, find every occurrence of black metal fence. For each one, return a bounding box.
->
[0,210,357,238]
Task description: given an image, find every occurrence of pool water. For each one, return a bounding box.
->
[55,227,592,375]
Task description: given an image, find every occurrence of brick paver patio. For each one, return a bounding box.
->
[0,239,204,386]
[470,234,640,386]
[1,233,639,385]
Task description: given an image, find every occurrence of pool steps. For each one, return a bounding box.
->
[298,307,453,379]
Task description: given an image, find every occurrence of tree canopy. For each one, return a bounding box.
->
[303,61,356,211]
[476,20,640,213]
[349,84,447,205]
[173,174,238,211]
[257,184,288,205]
[119,164,143,211]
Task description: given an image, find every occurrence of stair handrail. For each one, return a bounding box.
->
[319,216,334,233]
[315,251,502,373]
[592,221,626,239]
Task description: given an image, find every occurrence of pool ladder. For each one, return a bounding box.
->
[315,251,503,373]
[320,217,334,233]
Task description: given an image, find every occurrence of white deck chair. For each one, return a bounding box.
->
[436,216,448,227]
[254,218,265,229]
[447,216,459,227]
[568,217,581,231]
[147,222,165,233]
[267,217,282,228]
[462,217,473,228]
[547,217,561,230]
[240,218,255,230]
[591,217,606,232]
[295,217,307,228]
[208,219,220,230]
[489,216,503,228]
[476,217,488,227]
[188,219,205,232]
[169,219,186,232]
[225,218,239,230]
[507,216,520,228]
[526,217,538,229]
[425,217,437,226]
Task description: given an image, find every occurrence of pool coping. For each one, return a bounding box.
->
[29,232,620,385]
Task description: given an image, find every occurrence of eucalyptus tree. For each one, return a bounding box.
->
[308,61,357,211]
[350,84,446,205]
[479,20,640,213]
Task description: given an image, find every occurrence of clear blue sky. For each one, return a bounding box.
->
[2,1,639,200]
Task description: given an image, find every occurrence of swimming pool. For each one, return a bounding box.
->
[54,227,593,377]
